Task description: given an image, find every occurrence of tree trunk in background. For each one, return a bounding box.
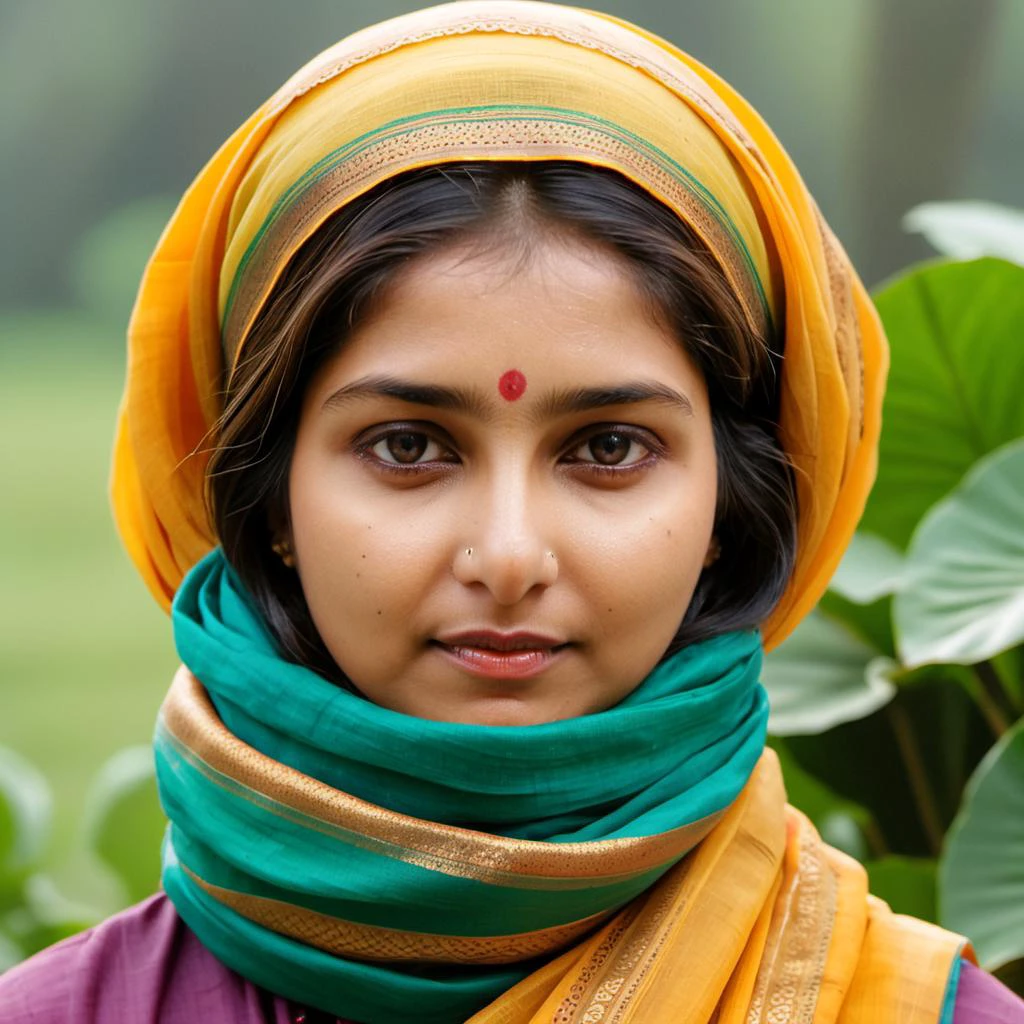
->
[857,0,998,286]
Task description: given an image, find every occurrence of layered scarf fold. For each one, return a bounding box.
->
[159,551,970,1023]
[158,549,768,1022]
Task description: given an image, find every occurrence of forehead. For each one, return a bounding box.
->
[312,236,702,399]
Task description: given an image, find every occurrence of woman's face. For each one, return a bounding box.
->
[288,233,719,725]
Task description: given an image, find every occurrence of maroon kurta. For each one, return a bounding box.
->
[0,894,1021,1023]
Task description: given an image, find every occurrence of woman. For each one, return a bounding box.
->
[2,2,1021,1022]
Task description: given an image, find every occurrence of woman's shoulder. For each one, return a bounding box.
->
[954,959,1024,1023]
[0,893,291,1024]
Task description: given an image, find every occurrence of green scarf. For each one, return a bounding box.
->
[157,548,768,1023]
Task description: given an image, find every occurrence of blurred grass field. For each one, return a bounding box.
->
[1,321,177,903]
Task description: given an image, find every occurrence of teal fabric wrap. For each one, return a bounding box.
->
[157,548,769,1023]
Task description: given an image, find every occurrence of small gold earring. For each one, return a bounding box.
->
[703,537,721,569]
[272,539,296,568]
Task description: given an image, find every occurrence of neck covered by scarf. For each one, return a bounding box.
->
[157,549,768,1022]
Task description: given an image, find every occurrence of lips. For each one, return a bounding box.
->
[435,630,566,652]
[432,631,568,680]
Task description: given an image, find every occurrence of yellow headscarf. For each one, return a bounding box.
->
[111,0,884,653]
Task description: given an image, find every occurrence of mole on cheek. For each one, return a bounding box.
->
[498,369,527,401]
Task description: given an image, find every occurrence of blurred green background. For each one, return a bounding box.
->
[2,0,1023,911]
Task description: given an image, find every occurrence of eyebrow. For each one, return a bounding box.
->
[322,375,490,419]
[537,383,693,419]
[321,375,693,420]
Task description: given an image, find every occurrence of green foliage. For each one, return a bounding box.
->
[761,611,896,735]
[895,441,1024,667]
[861,257,1024,550]
[940,720,1024,971]
[765,204,1024,993]
[0,748,96,969]
[84,747,165,905]
[0,744,165,968]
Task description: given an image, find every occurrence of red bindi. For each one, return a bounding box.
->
[498,369,527,402]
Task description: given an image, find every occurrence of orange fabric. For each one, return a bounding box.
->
[463,753,965,1023]
[111,1,887,652]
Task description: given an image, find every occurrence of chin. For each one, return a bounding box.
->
[426,696,578,728]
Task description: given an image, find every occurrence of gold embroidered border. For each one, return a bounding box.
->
[535,751,788,1023]
[161,669,723,889]
[222,108,767,362]
[571,859,692,1023]
[186,866,612,964]
[743,814,836,1024]
[269,3,758,174]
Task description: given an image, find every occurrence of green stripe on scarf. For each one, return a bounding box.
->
[159,548,768,1022]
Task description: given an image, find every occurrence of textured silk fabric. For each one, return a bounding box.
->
[0,895,295,1024]
[110,0,888,652]
[158,549,768,1023]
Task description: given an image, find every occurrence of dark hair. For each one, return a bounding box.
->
[207,162,797,681]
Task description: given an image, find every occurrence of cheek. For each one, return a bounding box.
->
[582,471,717,637]
[286,448,437,660]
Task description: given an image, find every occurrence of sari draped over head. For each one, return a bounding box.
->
[112,2,971,1022]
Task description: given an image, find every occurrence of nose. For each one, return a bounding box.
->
[452,473,558,605]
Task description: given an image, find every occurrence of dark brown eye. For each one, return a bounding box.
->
[588,431,633,465]
[366,430,443,465]
[385,432,428,463]
[566,429,652,469]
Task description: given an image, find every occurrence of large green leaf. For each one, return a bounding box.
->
[786,677,993,856]
[865,258,1024,550]
[895,441,1024,667]
[817,590,896,659]
[939,719,1024,970]
[762,610,896,735]
[0,747,51,874]
[829,532,905,605]
[84,747,165,904]
[903,201,1024,265]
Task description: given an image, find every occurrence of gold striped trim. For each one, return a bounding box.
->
[186,865,612,964]
[222,109,768,363]
[161,668,722,888]
[270,4,759,172]
[543,752,788,1022]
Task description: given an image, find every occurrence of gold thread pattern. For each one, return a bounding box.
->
[538,751,789,1022]
[222,109,768,361]
[744,815,836,1024]
[267,4,760,170]
[161,670,723,888]
[185,866,614,964]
